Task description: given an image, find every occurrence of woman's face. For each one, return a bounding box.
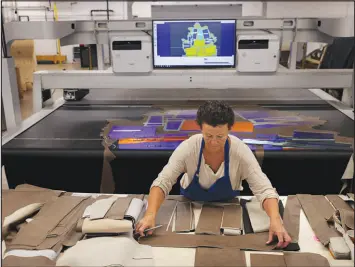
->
[201,123,229,152]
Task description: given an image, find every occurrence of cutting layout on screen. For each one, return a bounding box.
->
[153,20,236,68]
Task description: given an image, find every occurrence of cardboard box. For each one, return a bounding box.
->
[10,40,37,95]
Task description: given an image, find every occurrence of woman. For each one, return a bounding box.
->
[136,101,291,248]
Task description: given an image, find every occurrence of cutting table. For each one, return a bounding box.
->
[2,195,352,267]
[2,89,353,195]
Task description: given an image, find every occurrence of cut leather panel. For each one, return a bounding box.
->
[297,195,340,246]
[221,205,242,230]
[14,184,65,196]
[240,198,284,234]
[283,252,330,267]
[195,205,224,235]
[105,196,133,220]
[60,198,96,248]
[326,195,353,212]
[155,199,177,229]
[2,255,55,267]
[195,247,246,267]
[139,232,277,251]
[250,253,286,267]
[175,202,193,232]
[240,198,299,251]
[245,201,270,233]
[339,209,354,231]
[10,196,88,249]
[37,197,93,250]
[2,190,60,226]
[282,195,301,242]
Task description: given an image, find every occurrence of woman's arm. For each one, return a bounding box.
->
[136,187,165,236]
[263,198,291,248]
[238,142,291,247]
[135,140,189,236]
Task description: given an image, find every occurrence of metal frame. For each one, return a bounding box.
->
[2,16,354,141]
[4,18,336,47]
[1,58,22,130]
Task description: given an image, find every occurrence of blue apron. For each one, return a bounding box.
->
[180,139,240,202]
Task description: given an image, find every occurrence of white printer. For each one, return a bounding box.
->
[236,33,280,72]
[111,35,152,73]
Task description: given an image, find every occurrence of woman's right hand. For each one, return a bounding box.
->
[135,213,156,237]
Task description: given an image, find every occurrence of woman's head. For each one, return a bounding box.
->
[196,101,235,151]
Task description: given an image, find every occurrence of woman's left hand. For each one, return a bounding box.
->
[266,217,292,248]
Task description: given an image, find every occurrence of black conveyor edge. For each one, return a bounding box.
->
[2,96,354,194]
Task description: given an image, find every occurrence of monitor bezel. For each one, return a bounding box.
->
[152,19,237,69]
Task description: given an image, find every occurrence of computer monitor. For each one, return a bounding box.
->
[153,19,236,68]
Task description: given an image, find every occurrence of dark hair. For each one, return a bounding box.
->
[196,101,235,129]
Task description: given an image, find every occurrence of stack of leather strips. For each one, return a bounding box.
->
[77,195,146,236]
[326,195,354,260]
[3,194,93,266]
[297,194,354,260]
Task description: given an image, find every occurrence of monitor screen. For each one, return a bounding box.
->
[153,19,236,68]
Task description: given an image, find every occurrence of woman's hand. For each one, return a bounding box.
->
[135,212,156,237]
[266,217,292,248]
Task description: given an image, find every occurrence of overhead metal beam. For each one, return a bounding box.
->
[4,18,335,47]
[37,69,353,90]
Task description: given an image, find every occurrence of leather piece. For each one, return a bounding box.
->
[221,205,242,230]
[175,202,193,232]
[245,201,270,233]
[60,198,96,248]
[1,190,60,227]
[195,205,223,235]
[283,252,330,267]
[15,184,65,196]
[155,200,177,229]
[81,218,133,234]
[37,197,94,250]
[105,196,133,220]
[195,247,246,267]
[250,254,286,267]
[139,232,277,251]
[2,255,55,266]
[9,196,88,249]
[283,195,301,242]
[89,196,117,220]
[326,195,353,212]
[339,209,354,231]
[347,193,354,200]
[240,199,284,234]
[297,194,340,246]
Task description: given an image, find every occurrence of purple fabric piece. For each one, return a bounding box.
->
[165,120,183,131]
[256,134,278,140]
[293,131,334,140]
[176,115,196,119]
[237,111,270,119]
[147,116,163,125]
